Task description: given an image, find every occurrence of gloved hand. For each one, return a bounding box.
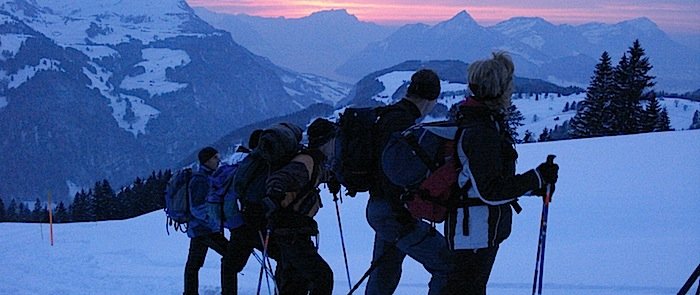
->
[536,161,559,185]
[261,196,279,219]
[531,183,555,198]
[262,188,285,219]
[327,178,341,195]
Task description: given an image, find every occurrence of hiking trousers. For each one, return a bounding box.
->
[364,197,454,295]
[184,232,229,295]
[274,232,333,295]
[444,246,499,295]
[222,224,281,295]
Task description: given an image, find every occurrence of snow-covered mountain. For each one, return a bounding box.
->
[2,129,698,294]
[206,9,699,92]
[0,0,350,201]
[194,8,394,83]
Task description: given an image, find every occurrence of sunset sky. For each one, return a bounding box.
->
[187,0,699,35]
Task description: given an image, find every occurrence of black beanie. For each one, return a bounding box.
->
[198,146,218,164]
[407,69,441,101]
[307,118,337,148]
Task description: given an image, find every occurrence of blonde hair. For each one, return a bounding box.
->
[467,51,514,112]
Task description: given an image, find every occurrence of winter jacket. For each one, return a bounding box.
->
[446,99,541,250]
[186,165,216,238]
[267,149,326,235]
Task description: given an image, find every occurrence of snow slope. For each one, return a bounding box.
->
[1,130,699,294]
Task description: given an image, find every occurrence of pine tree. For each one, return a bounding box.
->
[690,110,700,130]
[523,130,535,143]
[18,202,31,222]
[506,103,525,143]
[610,40,655,135]
[641,94,661,133]
[55,201,69,223]
[0,198,5,222]
[6,199,18,222]
[656,108,672,131]
[563,102,570,112]
[570,51,615,138]
[538,127,551,142]
[32,198,44,222]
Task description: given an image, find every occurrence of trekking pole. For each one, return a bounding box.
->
[532,155,555,295]
[333,192,353,291]
[347,252,386,295]
[678,263,700,295]
[257,229,273,295]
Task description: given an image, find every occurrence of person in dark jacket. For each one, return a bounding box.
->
[364,69,454,295]
[184,146,231,295]
[222,122,336,295]
[444,51,559,295]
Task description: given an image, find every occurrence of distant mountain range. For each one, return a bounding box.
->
[0,0,349,201]
[195,8,700,92]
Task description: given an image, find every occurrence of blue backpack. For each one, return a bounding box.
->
[206,163,244,231]
[164,168,193,234]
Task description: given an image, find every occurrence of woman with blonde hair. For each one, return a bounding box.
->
[445,51,559,294]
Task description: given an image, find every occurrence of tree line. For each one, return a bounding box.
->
[0,170,171,223]
[568,40,672,138]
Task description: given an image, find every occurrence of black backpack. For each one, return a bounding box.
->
[232,123,303,225]
[331,105,403,195]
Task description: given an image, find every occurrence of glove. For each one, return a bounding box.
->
[261,197,279,219]
[531,183,555,198]
[263,187,285,219]
[536,161,559,185]
[327,178,341,195]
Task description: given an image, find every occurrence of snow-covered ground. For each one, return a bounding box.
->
[2,129,698,295]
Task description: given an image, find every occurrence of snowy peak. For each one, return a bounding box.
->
[434,10,479,30]
[0,0,214,47]
[305,9,360,24]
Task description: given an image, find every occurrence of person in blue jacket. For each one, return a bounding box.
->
[184,146,231,295]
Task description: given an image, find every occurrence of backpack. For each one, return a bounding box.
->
[164,167,194,234]
[381,121,464,223]
[233,123,303,226]
[332,105,401,195]
[206,163,243,232]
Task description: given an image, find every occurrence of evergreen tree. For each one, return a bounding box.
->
[610,40,655,135]
[55,201,69,223]
[6,199,18,222]
[538,127,551,142]
[690,110,700,130]
[640,94,662,133]
[93,180,117,220]
[570,51,615,138]
[523,130,535,143]
[0,197,5,222]
[656,108,672,131]
[18,202,31,222]
[506,103,525,143]
[32,198,44,222]
[563,102,570,112]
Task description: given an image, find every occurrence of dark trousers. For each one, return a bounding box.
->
[221,224,332,295]
[445,246,499,295]
[275,234,333,295]
[222,224,279,295]
[184,232,229,295]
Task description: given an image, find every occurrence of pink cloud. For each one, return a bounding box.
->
[187,0,699,33]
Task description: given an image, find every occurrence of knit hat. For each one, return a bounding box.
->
[407,69,441,101]
[198,146,218,164]
[307,118,337,148]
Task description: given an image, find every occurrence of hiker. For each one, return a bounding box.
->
[364,69,454,295]
[184,146,231,295]
[444,51,559,295]
[222,122,335,295]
